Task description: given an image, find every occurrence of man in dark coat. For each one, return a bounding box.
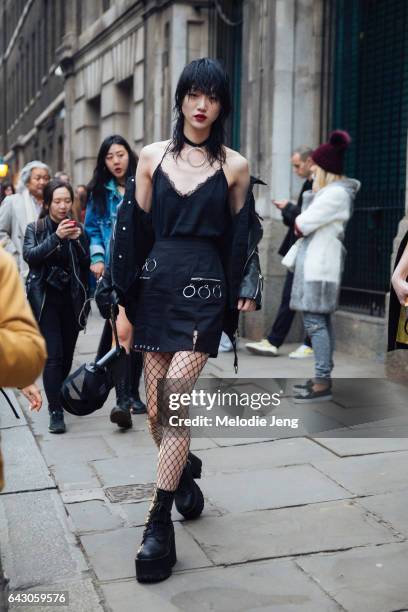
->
[246,146,314,357]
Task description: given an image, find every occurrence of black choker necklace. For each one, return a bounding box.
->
[183,135,209,148]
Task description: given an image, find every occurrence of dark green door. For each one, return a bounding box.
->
[332,0,408,315]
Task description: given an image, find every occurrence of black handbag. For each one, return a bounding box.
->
[60,307,124,416]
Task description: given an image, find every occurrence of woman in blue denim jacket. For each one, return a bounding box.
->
[85,135,146,426]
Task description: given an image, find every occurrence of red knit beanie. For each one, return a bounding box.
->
[312,130,352,175]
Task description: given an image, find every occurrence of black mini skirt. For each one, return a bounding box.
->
[130,237,226,356]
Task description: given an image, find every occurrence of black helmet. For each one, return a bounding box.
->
[60,362,112,416]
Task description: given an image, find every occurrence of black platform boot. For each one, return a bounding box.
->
[49,408,66,434]
[128,351,147,415]
[135,488,177,583]
[110,353,132,429]
[174,452,204,520]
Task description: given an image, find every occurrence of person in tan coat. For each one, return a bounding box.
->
[0,248,47,386]
[0,248,47,490]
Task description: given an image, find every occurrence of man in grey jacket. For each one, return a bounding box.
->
[0,160,50,278]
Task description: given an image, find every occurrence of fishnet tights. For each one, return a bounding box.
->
[143,350,208,491]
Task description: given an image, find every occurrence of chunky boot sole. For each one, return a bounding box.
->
[175,480,204,520]
[110,407,132,429]
[135,529,177,583]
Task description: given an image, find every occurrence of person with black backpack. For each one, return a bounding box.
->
[23,179,90,433]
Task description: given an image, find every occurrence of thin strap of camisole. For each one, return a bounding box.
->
[158,142,172,167]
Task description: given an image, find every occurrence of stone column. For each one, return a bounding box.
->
[241,0,324,341]
[57,0,78,180]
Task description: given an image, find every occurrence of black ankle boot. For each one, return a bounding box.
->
[174,453,204,520]
[135,488,177,583]
[110,353,132,429]
[49,409,66,434]
[128,351,147,415]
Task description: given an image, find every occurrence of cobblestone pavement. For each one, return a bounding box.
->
[1,311,408,612]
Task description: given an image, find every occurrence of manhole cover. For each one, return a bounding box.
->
[104,483,155,503]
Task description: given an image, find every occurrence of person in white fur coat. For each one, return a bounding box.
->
[282,131,360,402]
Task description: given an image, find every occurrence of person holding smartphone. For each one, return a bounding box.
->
[23,180,90,433]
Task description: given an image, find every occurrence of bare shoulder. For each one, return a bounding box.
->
[140,140,171,160]
[223,147,249,185]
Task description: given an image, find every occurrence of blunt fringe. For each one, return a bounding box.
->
[170,58,231,165]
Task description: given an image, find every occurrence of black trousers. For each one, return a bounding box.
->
[39,296,79,412]
[267,271,311,348]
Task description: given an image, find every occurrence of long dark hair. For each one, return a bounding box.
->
[40,179,75,219]
[170,58,231,165]
[87,135,138,216]
[0,181,15,203]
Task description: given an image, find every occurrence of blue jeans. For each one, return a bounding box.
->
[302,312,334,384]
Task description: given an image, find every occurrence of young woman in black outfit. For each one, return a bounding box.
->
[86,135,146,429]
[23,180,90,433]
[96,58,263,583]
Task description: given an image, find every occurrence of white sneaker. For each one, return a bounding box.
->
[289,344,314,359]
[245,338,279,356]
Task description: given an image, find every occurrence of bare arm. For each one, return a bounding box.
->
[392,242,408,306]
[135,144,163,213]
[224,153,250,215]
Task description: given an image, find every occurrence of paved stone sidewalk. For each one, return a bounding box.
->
[1,311,408,612]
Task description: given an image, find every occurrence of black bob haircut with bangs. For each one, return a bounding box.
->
[170,58,231,165]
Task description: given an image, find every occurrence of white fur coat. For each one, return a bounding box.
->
[282,178,361,313]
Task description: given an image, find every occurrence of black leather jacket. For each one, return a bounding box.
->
[96,175,265,369]
[23,216,90,329]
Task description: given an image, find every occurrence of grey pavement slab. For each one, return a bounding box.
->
[310,401,408,428]
[50,461,101,491]
[66,500,124,533]
[183,500,399,565]
[40,435,115,465]
[1,427,54,493]
[312,436,408,456]
[56,414,145,437]
[101,429,157,457]
[61,488,106,504]
[101,558,342,612]
[92,454,157,488]
[201,464,350,513]
[189,437,219,451]
[196,438,336,476]
[211,437,277,447]
[80,523,212,581]
[0,389,27,428]
[297,542,408,612]
[118,501,151,527]
[329,378,407,409]
[358,490,408,537]
[9,579,103,612]
[313,451,408,495]
[0,490,86,589]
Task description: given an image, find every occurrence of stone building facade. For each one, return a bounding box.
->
[0,0,407,356]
